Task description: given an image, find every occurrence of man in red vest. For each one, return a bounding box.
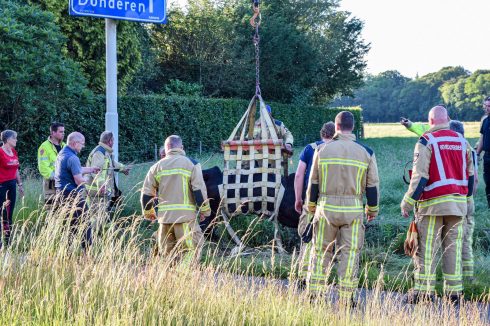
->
[401,105,474,304]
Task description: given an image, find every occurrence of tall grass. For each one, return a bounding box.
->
[1,200,489,324]
[4,123,490,323]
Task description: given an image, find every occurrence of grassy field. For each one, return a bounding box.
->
[3,122,490,323]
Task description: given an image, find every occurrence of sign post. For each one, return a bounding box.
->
[105,18,118,162]
[69,0,166,177]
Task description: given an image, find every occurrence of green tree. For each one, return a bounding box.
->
[440,70,490,120]
[333,67,469,122]
[332,71,409,122]
[27,0,144,93]
[150,0,369,103]
[0,0,93,162]
[150,0,237,96]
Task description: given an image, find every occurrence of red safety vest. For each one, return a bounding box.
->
[420,129,469,200]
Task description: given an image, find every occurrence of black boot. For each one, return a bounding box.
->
[448,294,462,307]
[296,279,307,291]
[405,293,435,304]
[350,297,358,308]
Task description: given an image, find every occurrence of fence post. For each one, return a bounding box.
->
[154,144,157,161]
[199,141,202,156]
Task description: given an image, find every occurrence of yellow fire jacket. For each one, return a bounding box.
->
[254,118,294,146]
[306,133,380,224]
[141,148,211,224]
[401,123,474,217]
[85,142,124,197]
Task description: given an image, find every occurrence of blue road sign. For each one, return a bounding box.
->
[69,0,166,23]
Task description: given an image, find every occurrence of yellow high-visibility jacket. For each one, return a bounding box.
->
[407,123,430,137]
[38,138,65,180]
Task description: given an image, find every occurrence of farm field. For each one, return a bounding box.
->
[4,123,490,324]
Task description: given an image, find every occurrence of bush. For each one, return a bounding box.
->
[117,95,362,162]
[10,94,362,167]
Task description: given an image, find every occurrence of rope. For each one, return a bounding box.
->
[216,1,286,253]
[250,2,261,96]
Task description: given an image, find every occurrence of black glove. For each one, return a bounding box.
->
[199,215,213,232]
[301,223,313,243]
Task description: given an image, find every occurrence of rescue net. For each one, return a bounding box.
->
[221,95,284,218]
[218,1,287,252]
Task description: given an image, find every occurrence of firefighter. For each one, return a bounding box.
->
[37,122,65,206]
[448,120,478,280]
[254,105,294,151]
[401,106,474,303]
[85,131,130,223]
[294,122,335,284]
[403,117,478,281]
[305,111,379,303]
[141,135,211,264]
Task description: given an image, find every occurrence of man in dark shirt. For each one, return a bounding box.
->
[476,96,490,208]
[293,122,335,284]
[55,132,99,249]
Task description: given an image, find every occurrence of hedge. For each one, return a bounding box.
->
[9,95,362,166]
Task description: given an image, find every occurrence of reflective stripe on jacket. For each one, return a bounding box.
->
[401,124,474,216]
[142,148,210,224]
[420,129,469,200]
[86,143,123,196]
[306,133,379,224]
[38,138,65,180]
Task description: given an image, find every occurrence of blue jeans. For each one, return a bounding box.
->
[59,190,92,250]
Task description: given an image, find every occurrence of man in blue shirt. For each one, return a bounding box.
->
[295,122,336,215]
[294,122,335,283]
[55,132,99,249]
[476,96,490,209]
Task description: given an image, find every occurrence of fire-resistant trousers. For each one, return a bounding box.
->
[87,196,110,234]
[462,213,474,278]
[298,241,312,280]
[307,216,364,299]
[414,215,464,296]
[158,218,204,265]
[297,208,311,280]
[42,179,56,207]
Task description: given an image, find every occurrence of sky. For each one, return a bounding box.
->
[170,0,490,78]
[339,0,490,78]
